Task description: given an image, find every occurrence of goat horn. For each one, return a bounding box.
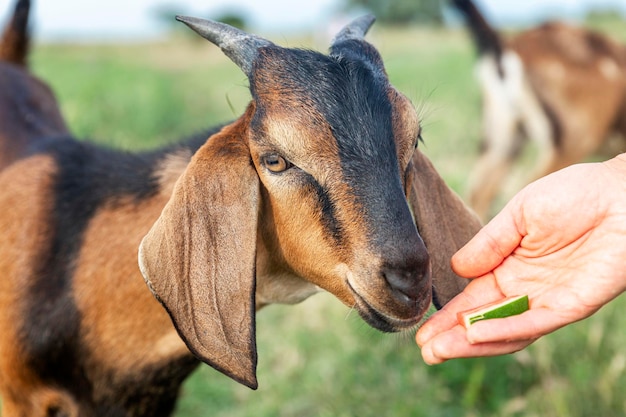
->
[331,14,376,45]
[176,15,273,77]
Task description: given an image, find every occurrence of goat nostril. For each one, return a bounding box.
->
[383,267,428,302]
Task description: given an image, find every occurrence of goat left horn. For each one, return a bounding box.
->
[176,15,273,77]
[332,14,376,45]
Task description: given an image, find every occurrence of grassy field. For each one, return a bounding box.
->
[12,21,626,417]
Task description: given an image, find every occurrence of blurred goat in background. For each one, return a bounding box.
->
[0,0,67,170]
[452,0,626,219]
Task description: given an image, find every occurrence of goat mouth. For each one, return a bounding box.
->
[347,282,429,333]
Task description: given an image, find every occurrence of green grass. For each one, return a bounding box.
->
[7,23,626,417]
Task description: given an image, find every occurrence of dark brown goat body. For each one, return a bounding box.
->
[0,3,480,416]
[0,0,67,170]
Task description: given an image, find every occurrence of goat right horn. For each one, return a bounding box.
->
[331,14,376,45]
[176,15,273,77]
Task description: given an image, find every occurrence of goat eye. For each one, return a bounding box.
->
[415,132,423,149]
[262,154,291,173]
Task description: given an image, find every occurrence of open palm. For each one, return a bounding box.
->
[417,156,626,364]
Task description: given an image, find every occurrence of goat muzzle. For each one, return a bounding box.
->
[343,260,432,333]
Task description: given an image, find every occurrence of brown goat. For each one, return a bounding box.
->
[452,0,626,219]
[0,0,68,170]
[0,13,481,417]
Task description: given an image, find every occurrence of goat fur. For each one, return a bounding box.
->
[0,6,481,417]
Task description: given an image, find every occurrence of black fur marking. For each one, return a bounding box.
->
[19,128,219,413]
[451,0,505,77]
[95,355,200,417]
[319,47,420,256]
[308,175,343,244]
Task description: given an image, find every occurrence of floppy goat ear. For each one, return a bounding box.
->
[138,118,260,389]
[406,149,482,308]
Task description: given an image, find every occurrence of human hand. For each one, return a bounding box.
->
[416,154,626,364]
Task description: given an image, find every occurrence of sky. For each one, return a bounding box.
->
[0,0,625,41]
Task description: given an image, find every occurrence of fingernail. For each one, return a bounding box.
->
[420,344,435,365]
[422,342,447,365]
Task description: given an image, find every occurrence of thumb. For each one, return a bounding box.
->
[452,199,524,278]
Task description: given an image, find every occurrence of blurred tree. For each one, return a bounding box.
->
[151,3,196,38]
[212,11,248,30]
[583,7,626,40]
[343,0,445,26]
[151,3,188,32]
[585,8,624,25]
